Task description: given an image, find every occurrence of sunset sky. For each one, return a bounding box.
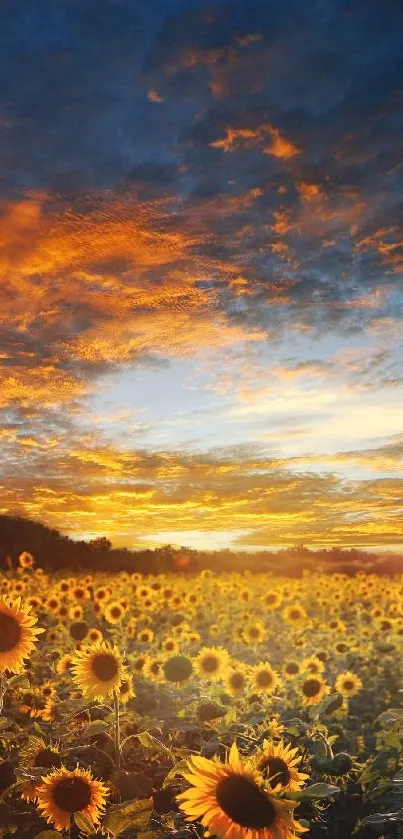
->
[1,0,403,551]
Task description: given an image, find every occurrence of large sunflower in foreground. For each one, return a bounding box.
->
[0,597,43,673]
[255,740,309,793]
[177,743,307,839]
[36,766,108,831]
[71,641,125,699]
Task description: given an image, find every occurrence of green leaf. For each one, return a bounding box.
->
[287,783,340,801]
[102,796,153,839]
[77,719,110,740]
[74,812,95,834]
[8,673,30,691]
[377,709,403,726]
[162,759,190,787]
[136,731,175,761]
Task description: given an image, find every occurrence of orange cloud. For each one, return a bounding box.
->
[210,123,300,159]
[0,193,265,405]
[2,436,403,548]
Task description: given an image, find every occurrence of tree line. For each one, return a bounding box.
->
[0,515,401,576]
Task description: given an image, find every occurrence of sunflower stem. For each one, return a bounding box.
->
[113,688,121,770]
[0,675,7,715]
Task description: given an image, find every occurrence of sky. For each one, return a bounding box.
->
[1,0,403,551]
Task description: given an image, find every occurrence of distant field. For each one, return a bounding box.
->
[0,557,402,838]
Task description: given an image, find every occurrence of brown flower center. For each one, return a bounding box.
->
[202,656,219,673]
[69,621,89,641]
[91,653,118,681]
[256,670,273,687]
[216,775,276,828]
[286,663,299,674]
[164,655,193,682]
[0,613,21,652]
[259,757,291,789]
[342,680,354,691]
[34,749,62,769]
[302,678,322,697]
[230,673,245,690]
[53,776,92,813]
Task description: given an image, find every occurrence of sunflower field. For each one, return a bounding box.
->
[1,553,403,838]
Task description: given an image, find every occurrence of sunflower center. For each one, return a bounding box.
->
[302,678,321,697]
[290,610,301,620]
[260,757,291,789]
[0,613,21,652]
[215,775,276,829]
[342,680,354,691]
[92,653,119,681]
[53,777,92,813]
[69,621,89,641]
[202,656,219,672]
[230,673,245,689]
[164,655,193,682]
[256,670,273,687]
[286,663,299,674]
[34,748,62,769]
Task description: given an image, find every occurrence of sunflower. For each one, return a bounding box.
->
[161,636,180,656]
[0,596,43,673]
[177,743,307,839]
[163,654,194,685]
[19,551,34,569]
[262,591,283,610]
[243,623,266,645]
[36,766,108,831]
[194,646,230,682]
[20,737,62,801]
[69,620,89,642]
[68,605,84,622]
[132,654,148,675]
[71,642,126,699]
[118,675,136,704]
[334,640,350,655]
[137,628,154,644]
[300,677,329,706]
[283,660,301,680]
[301,656,325,677]
[249,663,281,696]
[143,656,164,682]
[56,654,73,675]
[87,627,103,644]
[334,671,363,698]
[254,740,309,793]
[104,601,125,624]
[94,586,110,603]
[72,585,90,602]
[282,604,307,625]
[225,666,248,696]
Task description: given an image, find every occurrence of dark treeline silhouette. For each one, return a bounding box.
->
[0,515,402,577]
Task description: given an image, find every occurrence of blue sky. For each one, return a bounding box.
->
[0,0,402,550]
